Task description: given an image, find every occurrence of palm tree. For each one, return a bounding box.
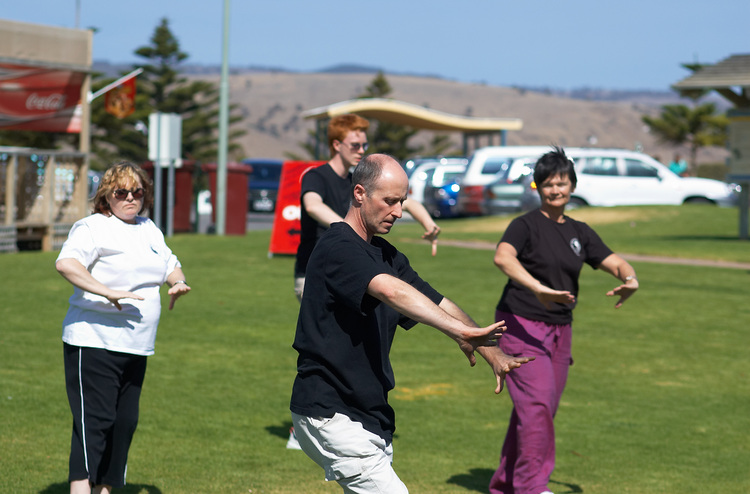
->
[641,103,727,175]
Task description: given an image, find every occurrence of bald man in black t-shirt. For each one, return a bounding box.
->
[290,154,532,493]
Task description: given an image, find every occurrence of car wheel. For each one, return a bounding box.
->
[684,197,714,205]
[567,197,587,209]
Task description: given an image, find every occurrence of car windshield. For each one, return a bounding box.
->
[482,157,513,176]
[439,171,464,184]
[252,164,282,181]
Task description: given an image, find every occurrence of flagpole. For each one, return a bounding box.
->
[88,67,143,103]
[216,0,230,235]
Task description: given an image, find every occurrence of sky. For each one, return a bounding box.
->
[3,0,749,91]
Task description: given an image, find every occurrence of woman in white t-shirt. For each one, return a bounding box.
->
[56,161,191,494]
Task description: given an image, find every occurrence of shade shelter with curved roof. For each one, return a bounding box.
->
[301,98,523,159]
[672,53,750,238]
[671,53,750,107]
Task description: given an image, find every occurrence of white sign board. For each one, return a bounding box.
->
[148,112,182,167]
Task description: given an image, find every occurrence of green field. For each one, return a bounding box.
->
[1,205,749,493]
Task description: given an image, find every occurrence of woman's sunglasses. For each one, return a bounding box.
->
[113,188,145,200]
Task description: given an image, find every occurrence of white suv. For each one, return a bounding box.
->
[566,148,737,207]
[458,146,738,213]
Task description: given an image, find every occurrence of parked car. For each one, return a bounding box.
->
[567,148,738,207]
[482,160,540,215]
[422,163,468,218]
[404,157,468,204]
[402,156,458,177]
[470,146,739,213]
[243,158,283,212]
[457,146,550,215]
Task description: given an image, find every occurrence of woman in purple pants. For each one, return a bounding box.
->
[489,147,639,494]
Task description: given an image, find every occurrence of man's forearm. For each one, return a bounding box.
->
[438,297,478,328]
[368,274,465,339]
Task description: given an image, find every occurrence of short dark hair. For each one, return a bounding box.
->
[533,146,577,188]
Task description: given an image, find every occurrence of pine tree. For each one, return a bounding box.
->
[357,72,422,161]
[90,18,245,169]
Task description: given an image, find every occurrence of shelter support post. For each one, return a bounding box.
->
[314,118,327,160]
[739,185,749,240]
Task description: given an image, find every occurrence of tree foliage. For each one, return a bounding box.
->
[90,18,245,169]
[0,129,75,149]
[356,72,422,161]
[641,103,727,174]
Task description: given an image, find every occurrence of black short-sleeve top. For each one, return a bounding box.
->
[291,222,443,441]
[294,164,352,277]
[497,209,613,324]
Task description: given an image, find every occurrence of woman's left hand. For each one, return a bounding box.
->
[607,279,638,308]
[167,283,191,310]
[598,254,639,309]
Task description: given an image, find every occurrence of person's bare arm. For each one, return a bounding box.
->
[597,253,639,308]
[367,273,503,366]
[403,198,440,256]
[303,191,345,228]
[55,258,143,311]
[165,267,191,310]
[438,297,534,393]
[494,241,575,309]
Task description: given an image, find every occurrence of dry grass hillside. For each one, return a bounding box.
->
[191,71,728,165]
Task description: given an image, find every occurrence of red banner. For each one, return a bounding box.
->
[104,76,136,119]
[269,160,325,256]
[0,62,85,133]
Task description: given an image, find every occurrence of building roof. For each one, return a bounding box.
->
[301,98,523,133]
[672,54,750,90]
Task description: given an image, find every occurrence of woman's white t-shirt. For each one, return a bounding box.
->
[57,213,180,356]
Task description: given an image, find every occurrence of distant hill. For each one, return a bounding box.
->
[92,62,729,165]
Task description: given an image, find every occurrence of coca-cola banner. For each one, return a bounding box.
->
[0,62,85,133]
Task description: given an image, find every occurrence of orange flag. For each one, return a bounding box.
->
[104,76,136,118]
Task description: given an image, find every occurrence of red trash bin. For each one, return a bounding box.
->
[142,160,195,233]
[203,162,253,235]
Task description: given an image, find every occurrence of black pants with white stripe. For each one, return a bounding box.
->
[63,343,147,488]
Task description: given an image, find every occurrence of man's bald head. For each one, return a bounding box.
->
[351,154,406,199]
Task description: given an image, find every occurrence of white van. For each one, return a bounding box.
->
[458,146,738,215]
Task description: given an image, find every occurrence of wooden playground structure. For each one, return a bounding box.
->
[0,147,89,252]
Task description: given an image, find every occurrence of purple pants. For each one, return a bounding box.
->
[489,311,573,494]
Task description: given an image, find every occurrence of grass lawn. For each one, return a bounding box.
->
[1,205,748,493]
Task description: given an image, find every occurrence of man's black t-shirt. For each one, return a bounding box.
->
[497,209,613,324]
[290,222,443,442]
[294,164,351,277]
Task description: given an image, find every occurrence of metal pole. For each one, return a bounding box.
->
[88,68,143,103]
[154,115,162,230]
[167,158,175,237]
[216,0,231,235]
